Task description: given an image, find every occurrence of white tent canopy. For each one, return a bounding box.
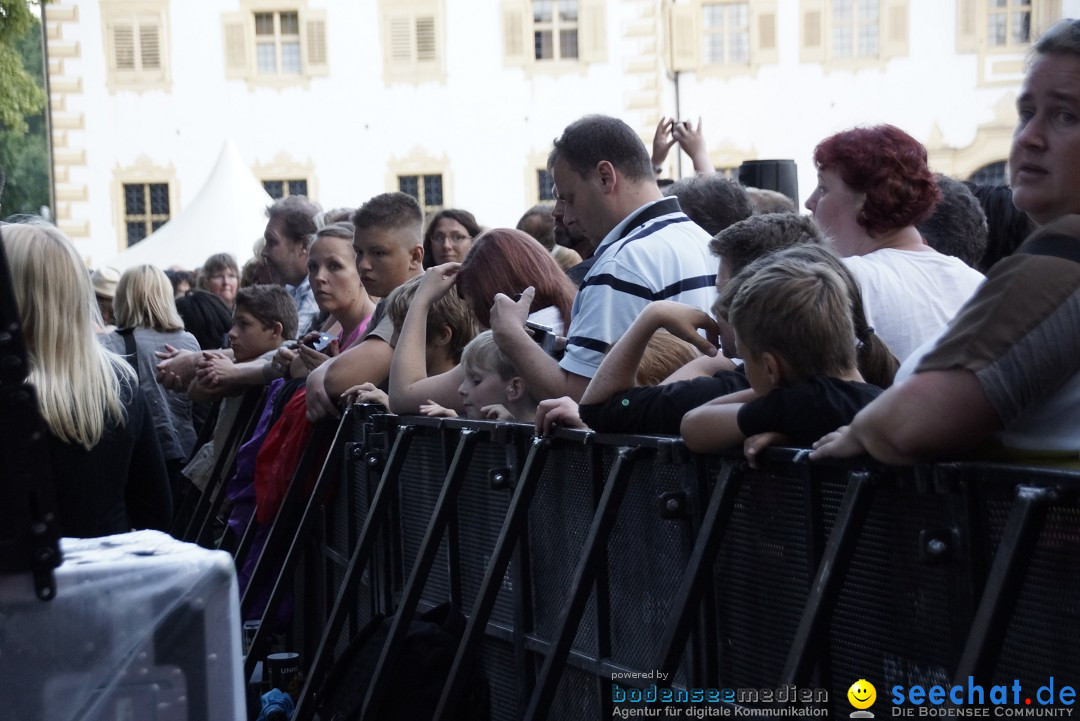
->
[106,140,272,272]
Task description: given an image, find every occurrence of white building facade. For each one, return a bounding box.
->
[42,0,1070,266]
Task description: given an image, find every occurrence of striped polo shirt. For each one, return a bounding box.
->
[560,196,716,379]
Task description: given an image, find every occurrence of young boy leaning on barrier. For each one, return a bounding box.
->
[421,331,540,422]
[679,246,884,462]
[182,285,298,490]
[188,284,298,402]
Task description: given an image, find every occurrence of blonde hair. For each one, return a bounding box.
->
[460,330,518,380]
[114,264,184,331]
[636,330,700,385]
[460,331,539,407]
[2,222,134,449]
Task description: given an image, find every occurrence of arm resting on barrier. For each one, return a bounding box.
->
[680,388,758,453]
[322,336,393,399]
[580,300,719,406]
[305,362,342,422]
[810,370,1000,465]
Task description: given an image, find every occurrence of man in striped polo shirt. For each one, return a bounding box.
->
[490,114,722,403]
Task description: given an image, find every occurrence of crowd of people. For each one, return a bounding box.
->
[4,18,1080,545]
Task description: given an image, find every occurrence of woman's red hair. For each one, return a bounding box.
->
[456,228,577,329]
[813,124,940,236]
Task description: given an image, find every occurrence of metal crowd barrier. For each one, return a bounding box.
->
[252,405,1080,719]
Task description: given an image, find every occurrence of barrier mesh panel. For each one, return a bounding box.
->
[990,498,1080,690]
[479,635,523,721]
[549,665,602,719]
[714,465,812,691]
[528,440,601,655]
[827,483,966,717]
[346,448,376,635]
[607,452,693,685]
[397,427,452,605]
[456,438,516,625]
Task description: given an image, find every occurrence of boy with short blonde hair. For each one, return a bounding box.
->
[419,331,539,422]
[680,250,883,456]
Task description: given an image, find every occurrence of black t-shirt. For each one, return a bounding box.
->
[47,378,172,538]
[578,368,751,435]
[735,376,883,445]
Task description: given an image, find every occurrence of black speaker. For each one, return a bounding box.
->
[738,159,799,208]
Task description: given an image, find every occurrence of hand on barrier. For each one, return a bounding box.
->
[809,425,863,460]
[341,382,388,408]
[744,431,788,469]
[535,396,587,436]
[305,363,340,422]
[481,404,513,421]
[420,399,458,418]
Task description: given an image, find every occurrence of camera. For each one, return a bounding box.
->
[306,333,334,352]
[525,320,558,357]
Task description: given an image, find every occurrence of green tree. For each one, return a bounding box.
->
[0,1,49,215]
[0,0,46,134]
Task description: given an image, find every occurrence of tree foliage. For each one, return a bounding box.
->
[0,0,46,134]
[0,2,48,215]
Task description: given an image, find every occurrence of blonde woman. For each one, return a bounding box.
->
[2,222,171,537]
[102,265,201,499]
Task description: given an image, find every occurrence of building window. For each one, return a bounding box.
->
[123,183,170,246]
[703,2,749,65]
[223,3,328,85]
[380,0,444,84]
[533,0,578,60]
[669,1,777,73]
[968,160,1007,186]
[831,0,879,58]
[800,0,908,66]
[503,0,605,69]
[390,15,436,63]
[986,0,1030,48]
[538,169,555,201]
[398,174,444,215]
[254,11,301,75]
[263,179,308,200]
[101,1,170,91]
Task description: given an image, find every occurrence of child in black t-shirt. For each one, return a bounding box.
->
[680,245,885,461]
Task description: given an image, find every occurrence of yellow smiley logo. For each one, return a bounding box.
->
[848,679,876,709]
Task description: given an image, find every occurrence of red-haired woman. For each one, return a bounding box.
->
[387,228,578,417]
[805,125,984,362]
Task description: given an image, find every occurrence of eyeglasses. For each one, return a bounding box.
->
[432,233,472,245]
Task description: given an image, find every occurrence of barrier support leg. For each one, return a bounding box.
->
[653,461,739,680]
[953,484,1057,684]
[522,445,643,721]
[780,469,874,685]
